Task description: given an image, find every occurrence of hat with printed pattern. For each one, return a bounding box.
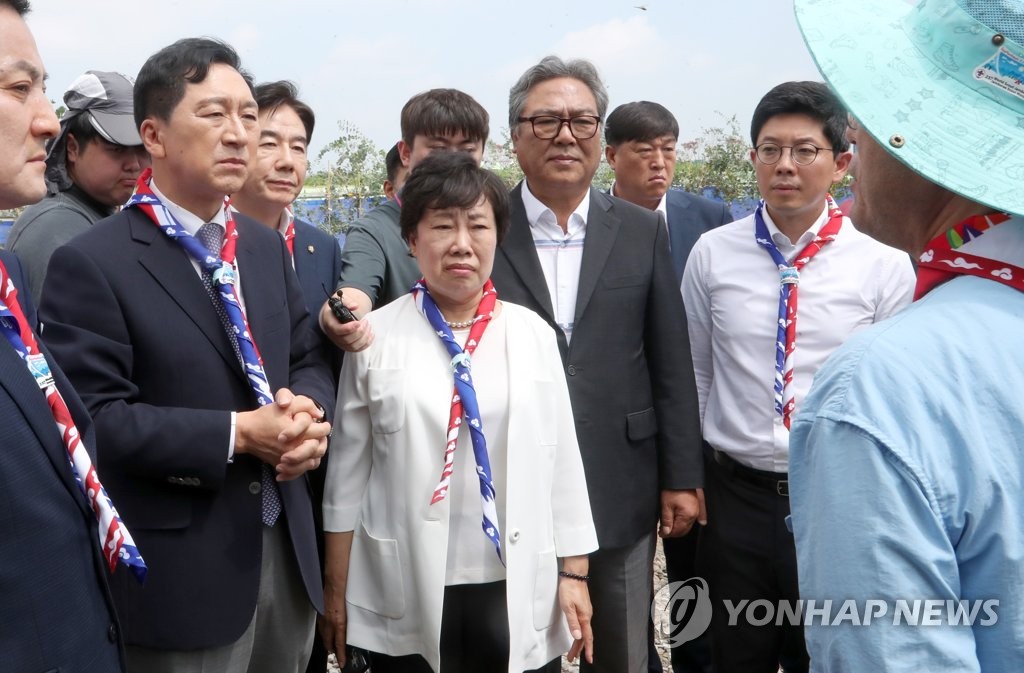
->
[794,0,1024,217]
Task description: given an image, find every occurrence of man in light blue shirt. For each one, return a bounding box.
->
[790,0,1024,671]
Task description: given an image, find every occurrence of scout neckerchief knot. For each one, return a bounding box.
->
[127,168,274,407]
[413,278,504,566]
[755,194,843,430]
[0,264,146,581]
[915,212,1017,300]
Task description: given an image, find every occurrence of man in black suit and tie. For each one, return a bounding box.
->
[39,38,334,673]
[0,1,137,670]
[490,55,703,673]
[231,79,343,673]
[605,100,731,673]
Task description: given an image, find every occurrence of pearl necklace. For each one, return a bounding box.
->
[443,317,475,329]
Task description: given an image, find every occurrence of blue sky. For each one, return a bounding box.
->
[27,0,821,165]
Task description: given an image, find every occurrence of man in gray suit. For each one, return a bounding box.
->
[490,55,703,673]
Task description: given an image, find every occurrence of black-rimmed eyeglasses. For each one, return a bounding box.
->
[517,115,602,140]
[754,142,834,166]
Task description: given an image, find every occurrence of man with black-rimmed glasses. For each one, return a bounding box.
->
[680,81,915,673]
[490,55,704,673]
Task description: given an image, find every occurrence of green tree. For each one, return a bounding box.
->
[674,115,758,204]
[482,134,523,188]
[313,121,385,236]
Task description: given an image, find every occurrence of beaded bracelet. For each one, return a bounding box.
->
[558,570,590,582]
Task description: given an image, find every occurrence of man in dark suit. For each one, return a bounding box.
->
[606,101,732,284]
[231,79,342,673]
[605,100,731,673]
[39,38,334,673]
[490,55,703,673]
[231,80,342,378]
[0,4,134,670]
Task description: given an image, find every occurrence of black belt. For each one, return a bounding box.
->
[710,449,789,497]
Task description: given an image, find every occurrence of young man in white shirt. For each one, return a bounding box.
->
[681,80,916,673]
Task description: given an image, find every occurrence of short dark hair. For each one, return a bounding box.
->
[400,89,489,147]
[605,101,679,146]
[1,0,30,15]
[64,113,101,151]
[254,80,314,143]
[399,152,510,245]
[134,37,254,129]
[508,55,609,131]
[750,81,849,153]
[385,142,402,183]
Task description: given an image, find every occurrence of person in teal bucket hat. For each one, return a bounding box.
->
[788,1,1024,671]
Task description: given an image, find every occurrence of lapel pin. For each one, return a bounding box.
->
[307,245,315,254]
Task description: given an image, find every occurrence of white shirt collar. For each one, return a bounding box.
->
[521,180,590,235]
[762,202,830,253]
[150,180,227,235]
[277,206,294,237]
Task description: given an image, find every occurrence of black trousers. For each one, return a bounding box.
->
[652,527,713,673]
[696,452,809,673]
[368,581,561,673]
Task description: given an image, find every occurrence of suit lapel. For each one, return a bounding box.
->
[499,184,555,321]
[131,209,247,381]
[574,189,618,323]
[666,196,689,282]
[0,341,91,517]
[292,221,329,315]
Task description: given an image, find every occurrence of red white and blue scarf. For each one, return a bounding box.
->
[755,195,844,429]
[412,279,504,565]
[0,264,146,580]
[126,168,274,407]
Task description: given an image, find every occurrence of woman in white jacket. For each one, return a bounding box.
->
[321,151,597,673]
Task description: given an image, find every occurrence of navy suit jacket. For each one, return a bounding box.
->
[0,250,124,671]
[292,217,343,381]
[664,189,732,283]
[491,186,703,549]
[39,208,335,649]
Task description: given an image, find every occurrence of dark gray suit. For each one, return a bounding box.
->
[491,184,702,671]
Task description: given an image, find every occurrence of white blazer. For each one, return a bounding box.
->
[325,295,597,673]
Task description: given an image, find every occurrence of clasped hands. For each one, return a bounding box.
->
[235,388,330,479]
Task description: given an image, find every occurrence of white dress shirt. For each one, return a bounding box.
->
[522,181,590,343]
[681,203,916,472]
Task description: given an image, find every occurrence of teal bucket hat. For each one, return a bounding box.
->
[794,0,1024,217]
